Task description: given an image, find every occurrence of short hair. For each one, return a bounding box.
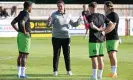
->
[0,6,3,10]
[24,1,32,9]
[83,4,86,7]
[104,1,113,7]
[89,2,97,8]
[57,0,65,4]
[104,1,114,11]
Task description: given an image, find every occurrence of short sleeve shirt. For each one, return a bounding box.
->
[14,10,30,33]
[87,13,110,42]
[106,12,119,40]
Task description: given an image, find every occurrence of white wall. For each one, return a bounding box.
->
[0,17,130,37]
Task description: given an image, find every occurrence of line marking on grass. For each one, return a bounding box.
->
[0,57,14,60]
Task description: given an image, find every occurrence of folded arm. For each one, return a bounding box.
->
[90,22,103,31]
[104,21,115,34]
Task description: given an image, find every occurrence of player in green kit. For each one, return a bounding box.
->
[104,1,119,78]
[11,1,32,78]
[86,2,115,80]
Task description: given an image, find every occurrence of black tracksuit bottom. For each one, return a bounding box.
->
[52,37,71,72]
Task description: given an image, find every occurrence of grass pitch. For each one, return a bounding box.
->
[0,36,133,80]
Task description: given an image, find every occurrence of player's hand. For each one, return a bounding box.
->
[101,31,105,36]
[47,14,52,27]
[48,14,52,22]
[78,16,84,24]
[16,29,19,32]
[25,32,30,37]
[83,33,88,39]
[99,26,105,31]
[48,15,51,21]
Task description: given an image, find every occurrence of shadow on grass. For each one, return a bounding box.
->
[0,74,89,78]
[0,74,127,80]
[0,74,52,77]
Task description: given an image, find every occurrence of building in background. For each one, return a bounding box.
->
[0,0,133,4]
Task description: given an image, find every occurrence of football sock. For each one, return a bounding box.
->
[21,67,26,76]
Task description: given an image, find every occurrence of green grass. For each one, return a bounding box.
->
[0,36,133,80]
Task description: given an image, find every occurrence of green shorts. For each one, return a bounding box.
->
[17,32,31,53]
[106,40,119,53]
[89,42,104,58]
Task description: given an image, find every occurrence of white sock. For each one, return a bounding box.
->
[111,66,117,74]
[18,66,21,76]
[92,69,97,79]
[21,67,26,76]
[97,69,103,78]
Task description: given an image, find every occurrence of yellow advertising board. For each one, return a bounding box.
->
[30,20,52,37]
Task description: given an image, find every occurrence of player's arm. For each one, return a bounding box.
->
[69,15,82,27]
[83,15,90,38]
[47,13,55,27]
[104,21,114,34]
[85,28,89,34]
[82,11,84,16]
[84,29,89,39]
[103,15,115,34]
[11,15,19,32]
[86,15,102,31]
[47,15,52,27]
[89,22,102,31]
[69,20,79,27]
[108,13,119,29]
[83,15,90,29]
[21,13,29,35]
[22,20,27,34]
